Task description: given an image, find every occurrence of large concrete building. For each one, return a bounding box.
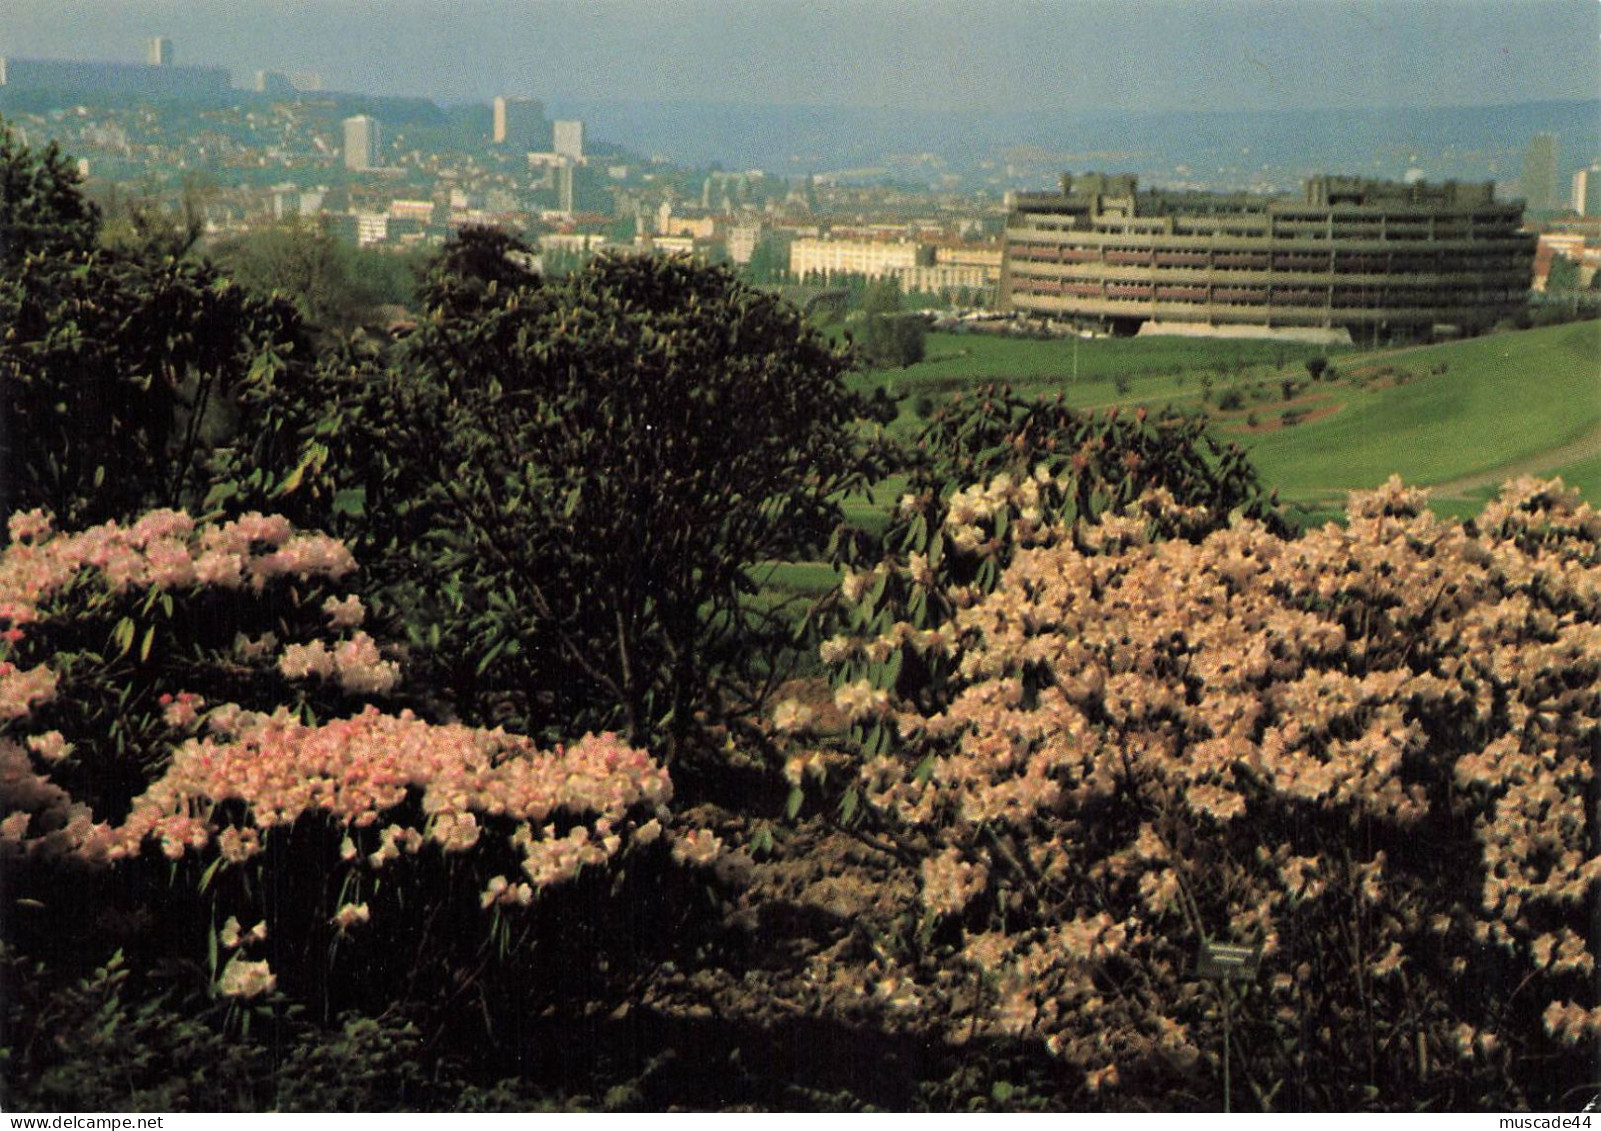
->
[789,237,1001,299]
[1571,165,1601,217]
[790,237,927,279]
[1000,173,1535,343]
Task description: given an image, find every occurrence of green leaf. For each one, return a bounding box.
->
[198,855,223,894]
[332,486,367,518]
[138,624,155,663]
[111,617,135,656]
[883,647,904,688]
[839,787,859,824]
[475,638,507,676]
[785,785,803,820]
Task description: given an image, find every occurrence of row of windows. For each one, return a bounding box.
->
[1013,280,1526,309]
[1010,269,1532,293]
[1016,221,1527,246]
[1010,243,1529,271]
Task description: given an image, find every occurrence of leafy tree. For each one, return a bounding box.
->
[0,120,304,529]
[412,224,538,318]
[859,279,926,369]
[210,218,379,333]
[1545,253,1581,294]
[0,116,98,266]
[91,177,210,262]
[740,236,790,285]
[220,246,893,756]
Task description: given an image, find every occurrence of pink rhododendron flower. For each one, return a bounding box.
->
[217,956,276,999]
[160,692,206,729]
[322,594,366,629]
[25,731,72,763]
[0,662,56,720]
[331,902,370,932]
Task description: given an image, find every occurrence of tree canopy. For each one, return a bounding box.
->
[1,117,305,529]
[220,242,894,752]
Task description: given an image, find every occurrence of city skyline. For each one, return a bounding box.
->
[2,0,1597,115]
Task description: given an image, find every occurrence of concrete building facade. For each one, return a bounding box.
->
[0,55,229,99]
[552,120,584,161]
[1571,166,1601,217]
[789,238,927,279]
[342,115,381,172]
[1000,173,1535,342]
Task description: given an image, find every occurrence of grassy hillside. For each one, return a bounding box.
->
[857,321,1600,522]
[860,331,1335,431]
[1234,320,1601,521]
[764,321,1601,602]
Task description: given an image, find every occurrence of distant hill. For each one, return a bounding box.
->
[542,97,1601,190]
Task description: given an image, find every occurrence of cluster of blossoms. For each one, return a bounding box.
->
[0,508,355,628]
[816,476,1600,1104]
[215,914,274,999]
[943,468,1053,551]
[278,633,401,696]
[0,662,56,721]
[1,510,721,942]
[10,705,695,897]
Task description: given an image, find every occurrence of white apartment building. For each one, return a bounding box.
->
[354,212,389,246]
[553,120,584,161]
[342,115,380,172]
[789,238,924,279]
[388,199,436,223]
[726,224,762,266]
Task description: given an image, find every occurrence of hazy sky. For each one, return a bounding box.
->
[3,1,1597,113]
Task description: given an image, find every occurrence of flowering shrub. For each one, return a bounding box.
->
[817,389,1278,769]
[1,508,719,1090]
[0,507,382,824]
[807,477,1599,1109]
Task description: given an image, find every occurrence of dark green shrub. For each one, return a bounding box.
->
[0,117,304,529]
[212,246,893,753]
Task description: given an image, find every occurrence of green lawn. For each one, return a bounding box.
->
[884,331,1332,387]
[867,321,1600,516]
[859,331,1340,438]
[781,320,1601,602]
[1236,321,1601,512]
[1547,449,1601,507]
